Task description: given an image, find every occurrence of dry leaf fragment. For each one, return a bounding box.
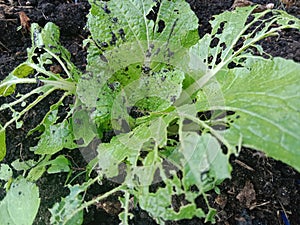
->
[95,200,122,215]
[19,11,30,32]
[215,194,228,209]
[280,0,296,8]
[231,0,253,9]
[50,65,63,74]
[236,180,256,208]
[231,0,274,12]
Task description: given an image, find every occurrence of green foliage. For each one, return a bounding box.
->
[79,1,300,223]
[49,183,86,225]
[0,177,40,225]
[197,58,300,171]
[0,0,299,224]
[0,22,79,159]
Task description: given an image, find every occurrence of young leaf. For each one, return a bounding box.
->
[78,0,200,132]
[0,64,34,96]
[0,177,40,225]
[11,159,37,171]
[137,175,206,223]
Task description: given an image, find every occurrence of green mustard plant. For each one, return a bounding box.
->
[0,0,300,224]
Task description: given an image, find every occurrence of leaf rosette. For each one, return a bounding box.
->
[72,1,300,223]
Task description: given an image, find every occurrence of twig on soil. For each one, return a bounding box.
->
[234,159,255,171]
[0,40,10,51]
[249,200,271,210]
[0,18,17,22]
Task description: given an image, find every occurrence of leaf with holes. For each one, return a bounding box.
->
[0,177,40,225]
[197,57,300,172]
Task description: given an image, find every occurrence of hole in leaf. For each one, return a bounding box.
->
[171,194,189,212]
[149,169,166,193]
[101,42,109,48]
[220,42,226,50]
[162,160,179,179]
[109,32,117,45]
[111,162,126,183]
[99,54,108,63]
[157,20,165,33]
[127,106,148,119]
[118,28,125,41]
[209,37,220,48]
[111,17,118,23]
[213,110,235,120]
[102,4,111,14]
[177,170,183,180]
[288,20,295,25]
[146,1,160,21]
[191,184,199,192]
[221,144,228,154]
[195,195,209,213]
[216,21,226,34]
[197,111,212,120]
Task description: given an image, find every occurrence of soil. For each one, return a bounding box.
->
[0,0,300,225]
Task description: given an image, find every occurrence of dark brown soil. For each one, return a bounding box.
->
[0,0,299,225]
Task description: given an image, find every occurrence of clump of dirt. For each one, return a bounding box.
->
[0,0,299,225]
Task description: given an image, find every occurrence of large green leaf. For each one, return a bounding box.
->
[88,0,199,49]
[78,0,200,129]
[197,58,300,172]
[0,177,40,225]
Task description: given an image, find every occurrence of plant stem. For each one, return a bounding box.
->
[44,48,72,79]
[0,86,46,111]
[42,79,76,92]
[1,86,56,130]
[122,191,130,225]
[0,77,75,93]
[63,185,126,225]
